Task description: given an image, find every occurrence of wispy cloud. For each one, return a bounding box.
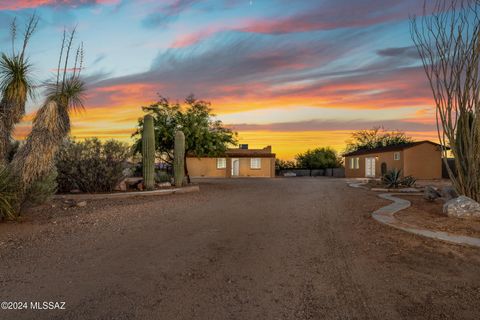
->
[0,0,119,11]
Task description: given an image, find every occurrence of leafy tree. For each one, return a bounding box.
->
[345,127,413,154]
[295,147,341,175]
[275,159,297,170]
[133,95,237,182]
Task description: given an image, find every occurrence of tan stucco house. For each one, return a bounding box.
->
[343,141,443,180]
[187,145,276,178]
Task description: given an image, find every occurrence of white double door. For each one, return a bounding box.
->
[365,157,376,178]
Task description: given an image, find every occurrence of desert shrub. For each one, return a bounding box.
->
[382,169,402,188]
[56,138,131,193]
[25,169,58,206]
[0,165,19,220]
[155,171,172,183]
[401,175,417,187]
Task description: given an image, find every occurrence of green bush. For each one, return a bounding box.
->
[25,169,58,206]
[0,165,19,220]
[56,138,131,193]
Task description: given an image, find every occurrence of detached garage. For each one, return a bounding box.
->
[343,141,444,180]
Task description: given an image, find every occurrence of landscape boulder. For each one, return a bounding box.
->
[76,201,87,208]
[157,182,172,188]
[443,196,480,219]
[439,186,458,201]
[114,180,127,192]
[423,186,441,201]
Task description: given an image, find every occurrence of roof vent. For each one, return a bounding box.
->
[239,144,249,149]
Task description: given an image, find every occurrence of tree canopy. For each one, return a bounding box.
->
[133,95,237,178]
[345,127,413,154]
[295,147,341,170]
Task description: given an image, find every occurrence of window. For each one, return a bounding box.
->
[394,152,401,161]
[250,158,261,169]
[216,158,226,169]
[349,158,360,169]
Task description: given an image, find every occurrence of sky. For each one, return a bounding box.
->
[0,0,439,160]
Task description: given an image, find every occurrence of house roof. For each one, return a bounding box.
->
[343,140,444,157]
[187,146,276,158]
[225,148,276,158]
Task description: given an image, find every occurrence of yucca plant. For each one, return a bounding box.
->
[10,28,85,203]
[0,15,38,163]
[0,165,19,220]
[382,168,402,189]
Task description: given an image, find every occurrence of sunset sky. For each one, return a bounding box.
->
[0,0,439,159]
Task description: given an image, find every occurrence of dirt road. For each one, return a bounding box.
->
[1,178,479,319]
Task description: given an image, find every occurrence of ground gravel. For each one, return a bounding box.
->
[0,178,479,319]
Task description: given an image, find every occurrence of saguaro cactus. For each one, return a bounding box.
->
[142,115,155,190]
[174,130,185,187]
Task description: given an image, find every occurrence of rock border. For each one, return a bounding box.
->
[53,185,200,201]
[373,193,480,248]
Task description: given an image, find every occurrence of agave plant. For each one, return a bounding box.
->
[0,15,38,163]
[400,175,417,187]
[10,28,85,201]
[382,168,402,189]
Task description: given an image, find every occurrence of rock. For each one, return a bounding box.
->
[423,185,441,201]
[443,196,480,219]
[125,177,143,190]
[156,182,171,188]
[76,201,87,208]
[63,199,76,207]
[439,186,458,201]
[137,182,144,191]
[114,180,127,192]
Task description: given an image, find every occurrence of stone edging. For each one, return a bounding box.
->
[373,193,480,248]
[53,185,200,201]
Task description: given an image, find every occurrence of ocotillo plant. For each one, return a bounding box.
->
[142,114,155,191]
[174,130,185,187]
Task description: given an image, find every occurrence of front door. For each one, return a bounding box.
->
[231,158,240,177]
[365,157,376,178]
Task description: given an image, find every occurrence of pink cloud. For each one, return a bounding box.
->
[0,0,119,11]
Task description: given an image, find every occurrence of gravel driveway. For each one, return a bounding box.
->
[1,178,479,319]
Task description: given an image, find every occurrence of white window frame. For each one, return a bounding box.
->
[216,158,226,169]
[250,158,262,169]
[349,157,360,169]
[394,152,401,161]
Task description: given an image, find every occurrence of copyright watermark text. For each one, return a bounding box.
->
[1,301,66,310]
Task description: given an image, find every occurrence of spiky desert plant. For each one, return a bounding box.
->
[382,169,402,189]
[142,114,155,190]
[0,15,38,163]
[174,130,185,187]
[10,29,85,202]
